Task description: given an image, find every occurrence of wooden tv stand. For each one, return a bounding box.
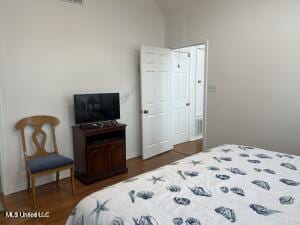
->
[72,122,128,184]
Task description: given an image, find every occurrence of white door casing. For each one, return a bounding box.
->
[140,46,172,159]
[171,50,191,145]
[195,46,205,118]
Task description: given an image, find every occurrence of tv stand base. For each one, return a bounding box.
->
[75,167,128,185]
[72,123,127,185]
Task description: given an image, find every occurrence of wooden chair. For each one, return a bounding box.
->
[15,115,75,208]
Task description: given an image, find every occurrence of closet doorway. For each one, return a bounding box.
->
[140,43,207,160]
[171,45,206,147]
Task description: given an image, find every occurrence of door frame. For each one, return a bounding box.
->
[170,40,209,151]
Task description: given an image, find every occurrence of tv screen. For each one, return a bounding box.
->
[74,93,120,124]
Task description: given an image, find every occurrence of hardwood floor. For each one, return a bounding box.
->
[0,140,202,225]
[173,139,202,156]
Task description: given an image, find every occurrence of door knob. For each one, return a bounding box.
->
[186,103,190,106]
[143,110,149,114]
[198,80,202,84]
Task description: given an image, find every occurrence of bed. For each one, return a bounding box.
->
[66,144,300,225]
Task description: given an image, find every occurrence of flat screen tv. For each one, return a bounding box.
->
[74,93,120,124]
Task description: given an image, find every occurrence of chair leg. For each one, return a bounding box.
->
[56,171,60,184]
[70,166,75,195]
[31,176,36,208]
[26,171,30,192]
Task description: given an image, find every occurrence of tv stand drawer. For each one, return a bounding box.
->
[86,145,108,176]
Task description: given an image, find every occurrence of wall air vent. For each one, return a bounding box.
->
[62,0,84,5]
[195,118,203,137]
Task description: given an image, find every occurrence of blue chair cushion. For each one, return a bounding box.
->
[27,154,73,173]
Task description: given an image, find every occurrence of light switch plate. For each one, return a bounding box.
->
[61,0,84,5]
[208,84,217,93]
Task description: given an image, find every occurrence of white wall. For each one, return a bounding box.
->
[0,0,165,195]
[166,0,300,155]
[0,90,4,193]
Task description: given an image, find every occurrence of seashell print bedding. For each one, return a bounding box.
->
[66,144,300,225]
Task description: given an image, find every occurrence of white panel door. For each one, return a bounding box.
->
[172,51,191,145]
[195,47,205,117]
[140,46,172,160]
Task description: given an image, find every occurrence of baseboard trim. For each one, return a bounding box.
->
[189,136,203,142]
[126,151,141,160]
[6,152,141,195]
[6,170,70,196]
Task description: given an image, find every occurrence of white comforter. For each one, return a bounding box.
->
[66,144,300,225]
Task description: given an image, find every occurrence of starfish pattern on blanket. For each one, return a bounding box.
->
[147,176,166,184]
[190,160,203,166]
[90,200,110,225]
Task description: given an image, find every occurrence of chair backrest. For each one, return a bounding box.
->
[15,115,60,160]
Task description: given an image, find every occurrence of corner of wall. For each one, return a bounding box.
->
[0,87,8,194]
[151,0,167,47]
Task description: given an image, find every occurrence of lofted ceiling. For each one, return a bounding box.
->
[154,0,200,14]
